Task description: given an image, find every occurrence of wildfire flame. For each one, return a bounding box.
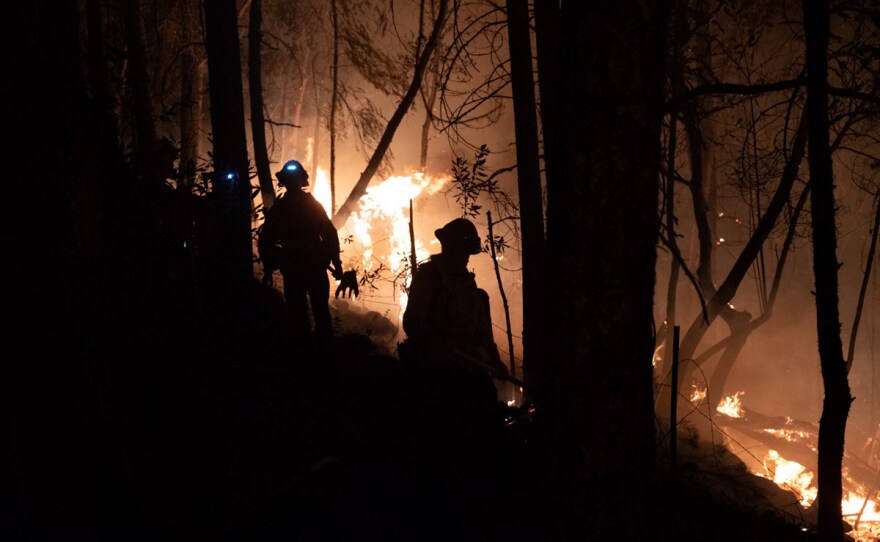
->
[652,344,663,367]
[763,427,813,443]
[718,392,880,538]
[761,450,817,506]
[690,384,707,404]
[716,391,745,418]
[311,167,449,316]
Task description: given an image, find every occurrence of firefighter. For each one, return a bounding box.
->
[399,217,511,516]
[258,159,344,347]
[401,217,510,386]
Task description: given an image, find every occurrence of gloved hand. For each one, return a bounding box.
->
[331,262,344,280]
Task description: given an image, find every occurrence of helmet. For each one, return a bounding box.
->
[434,218,482,255]
[275,159,309,188]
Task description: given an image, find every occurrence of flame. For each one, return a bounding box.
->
[760,450,817,506]
[312,166,333,216]
[652,344,663,367]
[312,168,449,317]
[716,391,745,418]
[763,427,813,443]
[690,384,707,404]
[724,395,880,536]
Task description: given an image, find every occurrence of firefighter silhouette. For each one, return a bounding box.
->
[258,160,344,346]
[401,217,509,380]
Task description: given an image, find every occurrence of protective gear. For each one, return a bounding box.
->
[275,159,309,188]
[330,262,345,281]
[401,253,504,377]
[258,166,342,346]
[434,218,482,256]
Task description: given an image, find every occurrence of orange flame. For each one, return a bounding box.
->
[690,384,707,405]
[724,394,880,537]
[760,450,817,506]
[716,391,745,418]
[312,168,449,318]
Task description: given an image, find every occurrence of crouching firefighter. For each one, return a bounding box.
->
[258,159,344,348]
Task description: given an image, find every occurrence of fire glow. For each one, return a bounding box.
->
[312,167,449,312]
[707,392,880,537]
[716,391,745,418]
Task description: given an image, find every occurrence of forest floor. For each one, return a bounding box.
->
[7,279,830,542]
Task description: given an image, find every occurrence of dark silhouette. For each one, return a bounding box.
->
[258,160,344,346]
[400,217,510,388]
[398,218,515,535]
[334,269,359,299]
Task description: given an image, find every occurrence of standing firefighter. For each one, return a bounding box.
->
[400,218,512,518]
[401,217,510,389]
[258,160,343,347]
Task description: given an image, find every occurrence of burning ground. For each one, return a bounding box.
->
[673,386,880,541]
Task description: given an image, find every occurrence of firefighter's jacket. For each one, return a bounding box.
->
[402,253,504,375]
[258,190,341,273]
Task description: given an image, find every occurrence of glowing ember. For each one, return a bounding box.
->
[652,344,663,367]
[716,391,745,418]
[763,427,813,443]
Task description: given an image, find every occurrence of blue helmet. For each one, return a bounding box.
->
[275,159,309,187]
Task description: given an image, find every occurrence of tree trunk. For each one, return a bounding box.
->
[845,196,880,373]
[330,0,449,229]
[803,1,852,540]
[120,0,158,154]
[204,0,254,300]
[311,53,323,172]
[505,0,545,398]
[248,0,275,210]
[418,61,439,173]
[291,70,308,159]
[659,109,808,417]
[544,1,668,539]
[330,0,340,215]
[178,0,202,189]
[86,0,111,115]
[533,0,560,399]
[11,2,117,535]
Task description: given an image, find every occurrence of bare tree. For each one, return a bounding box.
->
[505,0,545,396]
[248,0,276,210]
[804,1,852,539]
[331,0,450,228]
[204,0,254,296]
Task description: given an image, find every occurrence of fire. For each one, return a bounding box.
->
[312,166,333,214]
[652,344,663,367]
[690,384,707,404]
[761,450,817,506]
[763,427,813,443]
[716,391,745,418]
[312,168,449,316]
[719,393,880,537]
